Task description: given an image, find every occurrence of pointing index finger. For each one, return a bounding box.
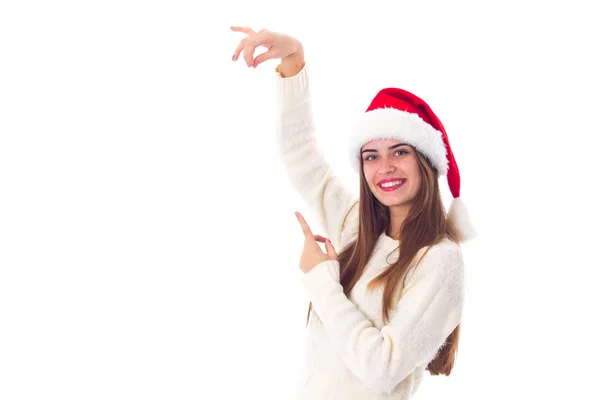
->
[295,212,313,238]
[230,26,257,36]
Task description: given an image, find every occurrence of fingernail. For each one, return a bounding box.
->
[326,239,331,244]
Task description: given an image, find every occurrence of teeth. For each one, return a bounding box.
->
[381,180,403,188]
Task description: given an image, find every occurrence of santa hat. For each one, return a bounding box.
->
[349,87,476,242]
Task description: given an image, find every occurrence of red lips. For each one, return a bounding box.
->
[377,177,405,186]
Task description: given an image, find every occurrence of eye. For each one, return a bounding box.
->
[364,149,407,162]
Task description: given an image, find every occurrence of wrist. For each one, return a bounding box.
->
[280,42,305,77]
[285,40,304,61]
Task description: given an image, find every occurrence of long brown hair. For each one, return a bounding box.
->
[306,147,461,376]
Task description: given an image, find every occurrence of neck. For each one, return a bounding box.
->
[386,204,410,240]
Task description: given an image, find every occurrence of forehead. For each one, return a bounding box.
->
[361,138,403,151]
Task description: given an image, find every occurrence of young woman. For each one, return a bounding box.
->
[231,26,476,399]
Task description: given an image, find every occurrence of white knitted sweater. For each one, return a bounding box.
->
[275,64,465,400]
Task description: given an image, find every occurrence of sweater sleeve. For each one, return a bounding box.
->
[301,245,465,396]
[275,64,357,241]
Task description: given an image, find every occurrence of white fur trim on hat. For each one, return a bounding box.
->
[349,107,448,175]
[448,197,477,242]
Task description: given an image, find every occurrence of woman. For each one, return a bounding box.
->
[231,26,476,399]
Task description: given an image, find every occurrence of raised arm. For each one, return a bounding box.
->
[231,26,357,241]
[274,61,357,241]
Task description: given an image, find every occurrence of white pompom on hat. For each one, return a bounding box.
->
[349,87,476,241]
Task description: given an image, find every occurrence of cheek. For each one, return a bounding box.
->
[403,161,421,186]
[362,166,376,182]
[411,173,422,190]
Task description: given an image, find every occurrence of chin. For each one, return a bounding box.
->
[386,200,410,208]
[376,195,406,207]
[370,185,415,207]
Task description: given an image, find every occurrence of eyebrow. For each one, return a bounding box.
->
[360,143,409,154]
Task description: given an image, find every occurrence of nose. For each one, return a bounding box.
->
[378,157,395,174]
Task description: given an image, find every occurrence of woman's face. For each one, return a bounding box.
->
[361,139,422,210]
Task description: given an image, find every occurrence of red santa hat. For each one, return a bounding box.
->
[349,87,476,242]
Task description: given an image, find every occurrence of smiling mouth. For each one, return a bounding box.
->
[378,179,406,191]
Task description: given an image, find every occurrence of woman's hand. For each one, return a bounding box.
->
[230,26,304,70]
[295,212,338,274]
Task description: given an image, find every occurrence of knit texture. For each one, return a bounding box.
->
[275,64,465,400]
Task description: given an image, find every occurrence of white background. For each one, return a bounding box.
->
[1,1,599,399]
